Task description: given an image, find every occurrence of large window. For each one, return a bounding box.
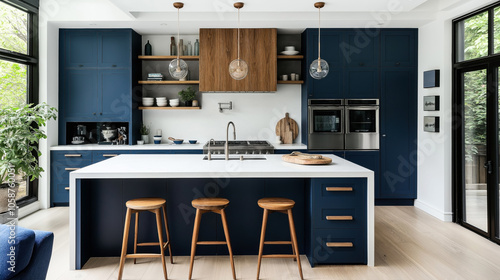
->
[0,0,39,205]
[453,2,500,245]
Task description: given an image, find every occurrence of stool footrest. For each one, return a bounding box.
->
[137,241,169,247]
[126,253,162,259]
[262,254,297,259]
[264,241,292,245]
[197,241,227,245]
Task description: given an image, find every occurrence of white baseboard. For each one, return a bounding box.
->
[19,201,41,219]
[414,199,453,222]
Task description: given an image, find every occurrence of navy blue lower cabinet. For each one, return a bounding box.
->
[306,178,367,266]
[344,151,380,199]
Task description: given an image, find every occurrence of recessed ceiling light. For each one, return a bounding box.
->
[161,23,168,26]
[89,23,97,26]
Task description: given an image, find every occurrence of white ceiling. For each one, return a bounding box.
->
[51,0,475,34]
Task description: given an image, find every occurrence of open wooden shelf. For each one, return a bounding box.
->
[139,55,199,60]
[139,106,201,110]
[278,80,304,84]
[139,80,200,85]
[277,55,304,60]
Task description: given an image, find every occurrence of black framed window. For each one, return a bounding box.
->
[0,0,39,207]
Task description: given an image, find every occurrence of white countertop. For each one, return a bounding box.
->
[70,154,372,179]
[51,143,307,151]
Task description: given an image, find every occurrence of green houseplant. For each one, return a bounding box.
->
[0,103,57,212]
[139,123,150,144]
[178,86,197,106]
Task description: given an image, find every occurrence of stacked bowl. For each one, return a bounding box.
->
[142,97,154,107]
[156,97,167,107]
[169,98,179,107]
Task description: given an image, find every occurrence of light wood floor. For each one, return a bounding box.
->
[19,206,500,280]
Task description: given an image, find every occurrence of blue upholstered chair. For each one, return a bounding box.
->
[0,224,54,280]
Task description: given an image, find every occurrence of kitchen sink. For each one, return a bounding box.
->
[203,156,267,161]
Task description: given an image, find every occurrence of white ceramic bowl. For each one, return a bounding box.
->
[170,103,179,107]
[284,46,295,51]
[169,98,179,103]
[157,102,167,107]
[156,97,167,101]
[142,102,154,106]
[142,97,154,102]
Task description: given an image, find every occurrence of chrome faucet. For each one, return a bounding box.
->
[207,138,215,161]
[225,121,236,160]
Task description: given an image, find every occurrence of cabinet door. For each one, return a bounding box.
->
[380,68,417,200]
[62,30,98,68]
[98,31,131,68]
[63,69,98,120]
[345,68,379,98]
[343,31,379,67]
[307,30,344,98]
[199,28,277,92]
[380,30,416,67]
[99,69,131,121]
[344,151,380,198]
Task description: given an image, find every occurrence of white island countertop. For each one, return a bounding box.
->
[70,154,372,179]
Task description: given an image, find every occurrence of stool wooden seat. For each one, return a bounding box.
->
[118,198,173,280]
[189,197,235,280]
[256,197,303,280]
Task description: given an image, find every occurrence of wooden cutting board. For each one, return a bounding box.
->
[282,153,332,165]
[275,113,299,144]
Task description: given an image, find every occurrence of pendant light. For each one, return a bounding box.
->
[309,2,329,80]
[229,2,248,80]
[169,2,188,80]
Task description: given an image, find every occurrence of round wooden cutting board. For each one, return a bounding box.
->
[275,113,299,144]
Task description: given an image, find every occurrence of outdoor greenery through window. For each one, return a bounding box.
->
[456,11,488,62]
[0,0,36,203]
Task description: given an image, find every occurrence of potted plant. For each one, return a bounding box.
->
[0,103,57,213]
[139,123,150,144]
[178,86,197,107]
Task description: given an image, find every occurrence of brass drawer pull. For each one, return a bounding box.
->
[64,154,82,157]
[103,154,119,157]
[326,187,353,192]
[65,168,80,171]
[326,242,353,247]
[65,187,70,190]
[326,216,353,221]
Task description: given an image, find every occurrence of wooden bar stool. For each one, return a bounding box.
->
[118,198,173,280]
[189,197,236,280]
[256,197,303,280]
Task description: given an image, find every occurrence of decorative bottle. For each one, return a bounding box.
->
[187,41,193,56]
[144,40,152,55]
[170,37,176,56]
[178,39,184,56]
[194,39,199,56]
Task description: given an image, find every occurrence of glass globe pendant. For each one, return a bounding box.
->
[309,2,329,80]
[168,2,188,80]
[229,2,248,80]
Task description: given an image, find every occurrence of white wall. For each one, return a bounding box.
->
[416,0,497,221]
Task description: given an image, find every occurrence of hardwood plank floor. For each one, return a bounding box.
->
[18,206,500,280]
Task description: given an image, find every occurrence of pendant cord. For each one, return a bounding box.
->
[237,7,241,66]
[176,7,180,67]
[318,6,321,63]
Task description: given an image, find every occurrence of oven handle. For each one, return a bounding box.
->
[309,106,344,110]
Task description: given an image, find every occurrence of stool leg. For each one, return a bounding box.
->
[287,209,303,280]
[256,209,269,280]
[162,204,174,264]
[133,212,139,264]
[155,208,168,280]
[118,208,132,280]
[220,208,236,280]
[189,208,203,280]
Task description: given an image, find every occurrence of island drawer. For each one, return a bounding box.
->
[312,207,366,229]
[308,228,367,265]
[311,178,366,206]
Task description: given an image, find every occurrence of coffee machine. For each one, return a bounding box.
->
[72,125,87,144]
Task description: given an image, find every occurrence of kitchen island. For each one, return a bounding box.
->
[69,154,374,269]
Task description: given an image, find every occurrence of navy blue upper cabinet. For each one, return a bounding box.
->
[99,69,131,120]
[98,31,131,68]
[343,31,379,67]
[62,69,98,121]
[379,68,417,203]
[345,68,379,98]
[380,30,416,67]
[63,30,98,68]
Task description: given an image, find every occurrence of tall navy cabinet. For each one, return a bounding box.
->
[301,28,417,205]
[59,29,142,144]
